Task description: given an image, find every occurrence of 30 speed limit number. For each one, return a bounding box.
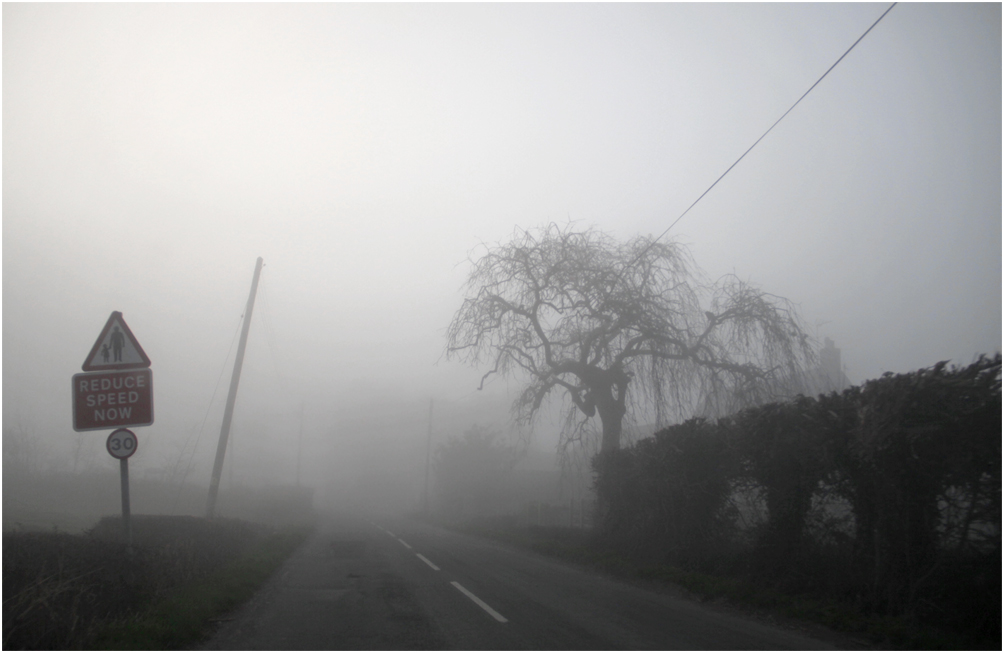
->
[106,428,138,459]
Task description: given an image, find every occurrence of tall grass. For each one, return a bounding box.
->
[3,515,309,650]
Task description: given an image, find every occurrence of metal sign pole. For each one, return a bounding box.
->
[107,428,138,553]
[120,457,133,553]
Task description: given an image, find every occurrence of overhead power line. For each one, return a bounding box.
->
[171,313,244,512]
[641,2,897,255]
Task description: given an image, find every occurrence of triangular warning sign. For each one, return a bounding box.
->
[82,311,151,371]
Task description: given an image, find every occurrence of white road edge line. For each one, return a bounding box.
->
[398,538,412,549]
[386,530,396,538]
[450,581,508,623]
[416,553,440,571]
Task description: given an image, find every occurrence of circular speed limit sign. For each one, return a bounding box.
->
[106,428,138,459]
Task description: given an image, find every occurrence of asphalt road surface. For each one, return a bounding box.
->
[201,512,851,650]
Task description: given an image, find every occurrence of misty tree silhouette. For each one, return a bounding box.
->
[446,223,815,452]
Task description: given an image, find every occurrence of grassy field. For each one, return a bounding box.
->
[3,515,310,650]
[447,517,995,650]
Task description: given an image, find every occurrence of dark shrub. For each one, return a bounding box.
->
[594,418,737,569]
[592,353,1001,644]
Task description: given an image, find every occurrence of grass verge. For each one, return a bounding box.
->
[3,515,311,650]
[92,527,308,649]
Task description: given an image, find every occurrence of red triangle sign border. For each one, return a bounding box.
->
[82,311,151,371]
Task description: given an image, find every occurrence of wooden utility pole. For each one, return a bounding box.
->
[423,398,433,514]
[297,402,304,487]
[207,257,263,519]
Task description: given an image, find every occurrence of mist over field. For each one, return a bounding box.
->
[3,3,1000,529]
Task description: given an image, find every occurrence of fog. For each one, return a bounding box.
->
[3,4,1000,526]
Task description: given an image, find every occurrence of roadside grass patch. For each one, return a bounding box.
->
[3,515,310,650]
[93,527,307,649]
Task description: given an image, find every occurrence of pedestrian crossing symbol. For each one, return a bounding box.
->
[82,311,151,371]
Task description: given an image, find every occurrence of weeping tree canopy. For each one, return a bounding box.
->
[446,223,816,452]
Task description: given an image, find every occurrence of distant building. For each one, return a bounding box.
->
[801,337,851,395]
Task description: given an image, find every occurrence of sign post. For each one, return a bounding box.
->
[107,429,138,551]
[73,312,152,550]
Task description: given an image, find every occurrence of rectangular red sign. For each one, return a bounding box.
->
[72,369,154,432]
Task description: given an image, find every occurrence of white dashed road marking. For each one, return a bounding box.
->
[372,522,507,623]
[450,581,508,623]
[416,553,440,571]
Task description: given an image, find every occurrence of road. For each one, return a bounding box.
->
[201,512,851,650]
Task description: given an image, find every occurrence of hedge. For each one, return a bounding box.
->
[593,354,1000,640]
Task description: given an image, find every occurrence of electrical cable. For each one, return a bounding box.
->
[170,312,244,512]
[630,2,897,266]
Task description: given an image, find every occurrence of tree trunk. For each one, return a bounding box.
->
[597,392,627,453]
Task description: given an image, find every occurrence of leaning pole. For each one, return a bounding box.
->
[207,257,263,519]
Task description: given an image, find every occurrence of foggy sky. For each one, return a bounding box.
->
[3,4,1000,501]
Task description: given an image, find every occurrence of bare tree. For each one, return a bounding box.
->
[446,223,815,452]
